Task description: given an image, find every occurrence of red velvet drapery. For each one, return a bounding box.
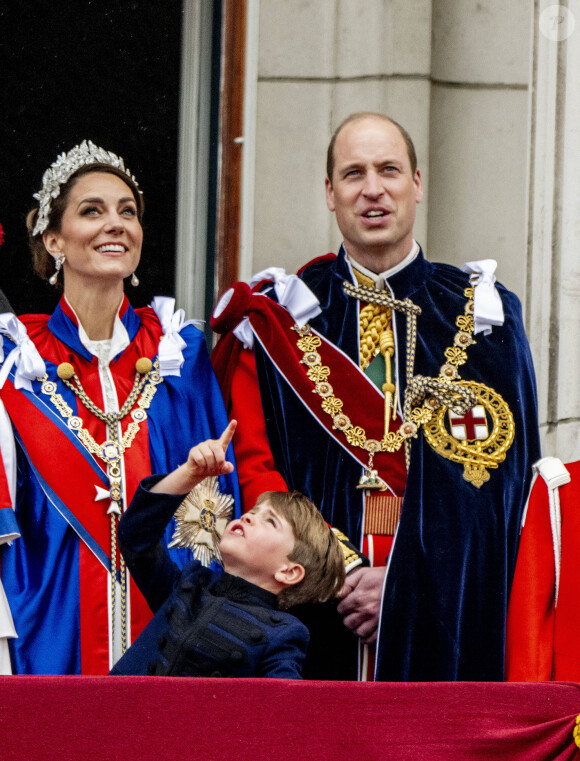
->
[2,677,580,760]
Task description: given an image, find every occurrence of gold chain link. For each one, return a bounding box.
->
[38,358,164,656]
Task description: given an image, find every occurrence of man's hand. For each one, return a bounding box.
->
[151,420,237,495]
[336,565,386,644]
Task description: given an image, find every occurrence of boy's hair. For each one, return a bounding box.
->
[255,491,346,610]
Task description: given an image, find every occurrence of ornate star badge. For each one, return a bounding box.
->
[168,476,234,566]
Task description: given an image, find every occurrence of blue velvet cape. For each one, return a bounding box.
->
[252,247,540,681]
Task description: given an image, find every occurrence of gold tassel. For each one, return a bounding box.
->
[380,327,395,434]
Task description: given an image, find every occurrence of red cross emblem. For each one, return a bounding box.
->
[448,405,488,441]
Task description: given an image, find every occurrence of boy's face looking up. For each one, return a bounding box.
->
[219,500,305,594]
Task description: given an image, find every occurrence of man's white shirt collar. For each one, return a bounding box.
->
[345,241,420,291]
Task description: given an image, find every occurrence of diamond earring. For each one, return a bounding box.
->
[49,254,65,285]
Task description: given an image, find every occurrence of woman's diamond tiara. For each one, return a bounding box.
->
[32,140,140,236]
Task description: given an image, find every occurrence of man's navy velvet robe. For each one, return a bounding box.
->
[220,248,541,681]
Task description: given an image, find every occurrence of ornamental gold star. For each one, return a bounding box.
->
[168,476,234,566]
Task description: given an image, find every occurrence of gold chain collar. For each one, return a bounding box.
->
[39,358,163,482]
[37,356,163,655]
[293,285,478,479]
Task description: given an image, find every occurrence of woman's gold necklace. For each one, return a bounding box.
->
[38,356,163,655]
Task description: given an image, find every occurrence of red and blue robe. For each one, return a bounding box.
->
[0,296,239,674]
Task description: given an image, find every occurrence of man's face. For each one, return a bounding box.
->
[325,116,423,271]
[219,500,296,590]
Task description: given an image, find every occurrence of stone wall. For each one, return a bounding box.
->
[243,0,580,461]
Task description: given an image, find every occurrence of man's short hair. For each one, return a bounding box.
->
[256,491,345,610]
[326,111,418,182]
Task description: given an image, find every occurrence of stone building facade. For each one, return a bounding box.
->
[231,0,580,462]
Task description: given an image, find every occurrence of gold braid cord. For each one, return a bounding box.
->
[294,282,514,487]
[359,303,398,435]
[359,304,391,370]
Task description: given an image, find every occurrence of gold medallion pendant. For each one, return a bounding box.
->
[421,380,515,488]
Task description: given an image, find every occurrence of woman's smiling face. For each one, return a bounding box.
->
[43,171,143,289]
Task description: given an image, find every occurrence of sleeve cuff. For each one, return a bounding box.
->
[138,473,184,496]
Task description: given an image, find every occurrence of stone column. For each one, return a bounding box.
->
[428,0,531,296]
[527,1,580,460]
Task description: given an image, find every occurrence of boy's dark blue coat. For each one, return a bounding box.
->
[111,477,308,678]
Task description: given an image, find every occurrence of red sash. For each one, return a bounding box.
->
[2,380,114,566]
[243,293,407,498]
